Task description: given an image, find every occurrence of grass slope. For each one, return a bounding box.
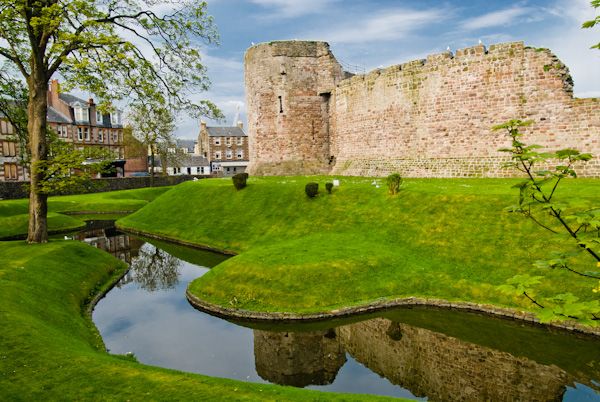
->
[0,187,172,239]
[0,240,392,401]
[118,176,600,315]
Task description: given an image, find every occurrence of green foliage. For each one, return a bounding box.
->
[305,182,319,198]
[386,173,403,195]
[494,120,599,325]
[583,0,600,49]
[325,182,334,194]
[232,173,249,190]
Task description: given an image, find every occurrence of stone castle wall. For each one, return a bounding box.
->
[245,41,600,177]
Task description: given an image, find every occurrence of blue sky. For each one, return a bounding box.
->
[173,0,600,138]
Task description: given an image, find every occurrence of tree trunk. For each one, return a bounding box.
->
[27,74,49,243]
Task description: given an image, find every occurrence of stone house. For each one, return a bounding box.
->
[196,121,249,176]
[0,79,126,181]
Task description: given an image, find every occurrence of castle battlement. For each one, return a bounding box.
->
[245,40,600,177]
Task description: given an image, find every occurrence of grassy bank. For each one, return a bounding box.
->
[117,176,600,316]
[0,187,172,239]
[0,240,391,400]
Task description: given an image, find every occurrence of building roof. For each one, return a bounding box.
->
[154,154,209,168]
[207,126,246,137]
[47,106,71,123]
[58,92,87,106]
[176,139,197,153]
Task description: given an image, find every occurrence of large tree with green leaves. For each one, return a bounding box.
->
[0,0,221,243]
[583,0,600,49]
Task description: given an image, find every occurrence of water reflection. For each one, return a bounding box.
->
[83,222,600,401]
[254,329,346,387]
[126,244,181,291]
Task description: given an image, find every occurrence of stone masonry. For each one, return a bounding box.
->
[245,40,600,177]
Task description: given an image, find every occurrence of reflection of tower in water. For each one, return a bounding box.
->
[253,329,346,387]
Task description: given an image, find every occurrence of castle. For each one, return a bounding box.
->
[244,41,600,177]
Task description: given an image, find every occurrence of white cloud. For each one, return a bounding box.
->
[462,6,533,30]
[249,0,339,19]
[315,8,448,44]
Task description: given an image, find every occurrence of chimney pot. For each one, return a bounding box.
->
[237,121,243,130]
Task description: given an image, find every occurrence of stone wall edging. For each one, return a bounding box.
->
[186,291,600,337]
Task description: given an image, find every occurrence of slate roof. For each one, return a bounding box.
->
[176,139,197,152]
[154,154,209,168]
[207,126,246,137]
[47,106,71,123]
[58,93,87,105]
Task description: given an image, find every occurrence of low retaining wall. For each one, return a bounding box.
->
[0,175,206,200]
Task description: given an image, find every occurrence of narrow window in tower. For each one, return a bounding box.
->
[278,96,283,113]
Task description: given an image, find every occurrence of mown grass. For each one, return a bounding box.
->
[0,187,172,239]
[117,176,600,316]
[0,240,393,401]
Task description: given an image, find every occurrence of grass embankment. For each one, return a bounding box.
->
[0,240,392,400]
[117,176,600,316]
[0,187,171,239]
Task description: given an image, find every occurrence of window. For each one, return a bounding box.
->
[96,110,103,124]
[226,137,232,146]
[98,129,104,143]
[112,131,118,143]
[77,127,83,141]
[84,127,90,141]
[226,149,232,159]
[0,120,14,134]
[56,125,68,138]
[74,106,89,123]
[110,111,122,126]
[236,149,244,159]
[2,141,17,157]
[3,162,18,180]
[214,151,221,159]
[237,137,244,145]
[214,137,221,145]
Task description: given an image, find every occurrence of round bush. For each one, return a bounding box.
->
[305,182,319,198]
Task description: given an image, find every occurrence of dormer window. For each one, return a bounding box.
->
[73,103,89,123]
[110,111,122,126]
[96,110,103,124]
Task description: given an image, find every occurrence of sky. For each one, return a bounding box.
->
[172,0,600,139]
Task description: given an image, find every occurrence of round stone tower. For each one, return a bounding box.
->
[245,41,345,175]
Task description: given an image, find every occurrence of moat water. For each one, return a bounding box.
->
[68,221,600,401]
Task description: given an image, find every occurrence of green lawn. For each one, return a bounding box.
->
[0,186,172,239]
[0,240,392,401]
[117,176,600,317]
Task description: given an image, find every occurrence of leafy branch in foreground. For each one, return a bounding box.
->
[493,119,600,325]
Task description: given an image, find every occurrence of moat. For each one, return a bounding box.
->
[71,221,600,401]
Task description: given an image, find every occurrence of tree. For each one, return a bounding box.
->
[493,120,599,325]
[127,101,176,185]
[0,1,222,243]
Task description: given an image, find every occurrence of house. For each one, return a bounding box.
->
[197,121,249,176]
[1,79,126,181]
[47,80,125,176]
[0,118,26,181]
[154,154,210,176]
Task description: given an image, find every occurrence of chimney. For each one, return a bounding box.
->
[88,98,94,105]
[200,120,207,132]
[236,121,243,130]
[48,79,60,107]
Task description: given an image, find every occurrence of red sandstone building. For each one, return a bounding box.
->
[196,121,249,176]
[1,79,125,181]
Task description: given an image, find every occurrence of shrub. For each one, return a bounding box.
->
[386,173,402,195]
[305,182,319,198]
[325,182,333,194]
[232,173,249,190]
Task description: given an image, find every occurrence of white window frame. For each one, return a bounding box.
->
[98,129,104,143]
[214,151,221,159]
[214,137,221,146]
[77,127,83,141]
[236,149,244,159]
[84,127,90,141]
[226,149,233,159]
[237,137,244,145]
[96,110,103,124]
[110,111,122,126]
[74,106,89,123]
